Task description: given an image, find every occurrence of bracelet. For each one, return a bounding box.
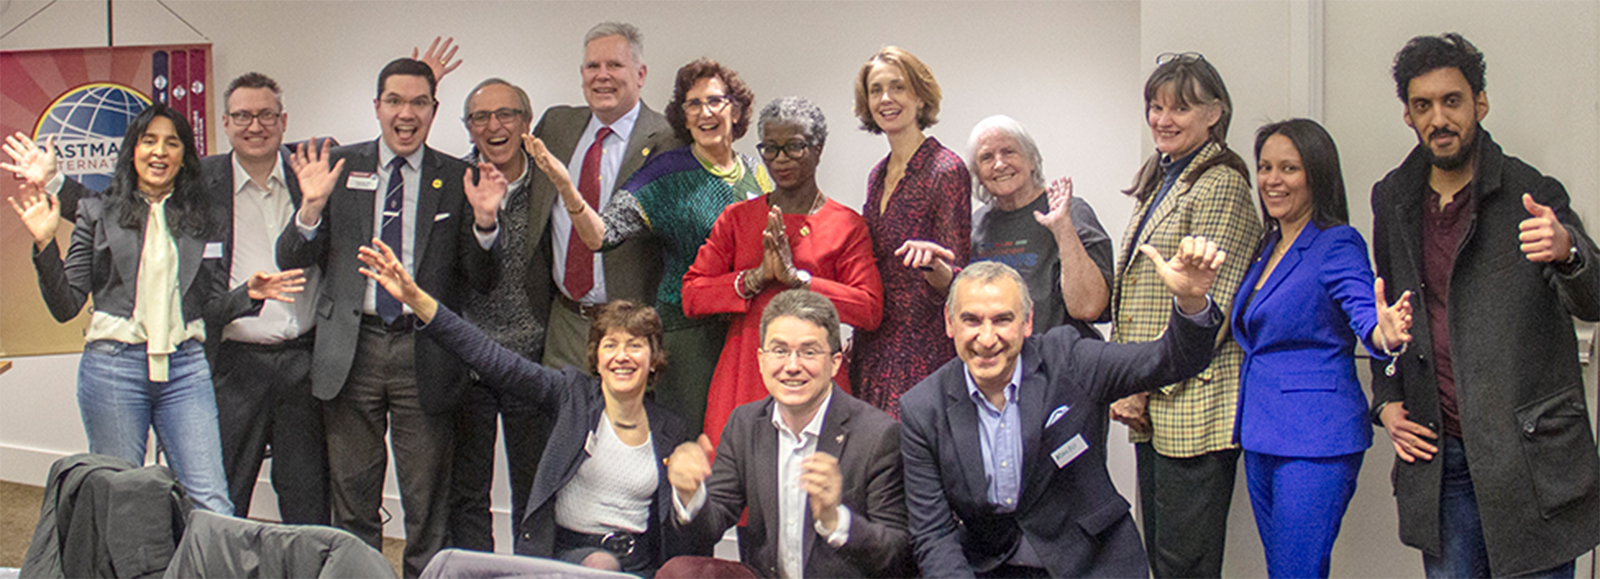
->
[734,270,754,299]
[565,202,586,216]
[1381,339,1407,377]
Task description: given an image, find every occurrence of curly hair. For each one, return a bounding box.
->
[1392,33,1485,103]
[853,46,942,134]
[586,300,668,384]
[665,58,754,146]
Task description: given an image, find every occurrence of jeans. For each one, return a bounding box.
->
[77,338,233,514]
[1245,451,1363,578]
[1423,436,1576,579]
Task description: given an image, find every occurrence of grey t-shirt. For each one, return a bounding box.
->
[972,193,1114,338]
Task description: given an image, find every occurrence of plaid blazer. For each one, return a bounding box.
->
[1111,141,1261,457]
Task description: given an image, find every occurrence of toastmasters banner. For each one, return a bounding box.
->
[0,44,212,356]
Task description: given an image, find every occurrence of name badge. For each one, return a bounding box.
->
[203,242,224,258]
[1052,433,1088,469]
[346,171,378,191]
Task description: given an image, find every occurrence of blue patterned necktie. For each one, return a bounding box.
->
[377,156,407,324]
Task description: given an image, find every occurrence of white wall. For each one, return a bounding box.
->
[2,1,1596,575]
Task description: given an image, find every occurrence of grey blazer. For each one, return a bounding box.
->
[527,104,681,307]
[275,140,494,413]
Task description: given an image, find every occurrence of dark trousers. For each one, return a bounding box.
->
[447,377,550,551]
[1137,442,1240,578]
[213,337,328,524]
[326,322,454,578]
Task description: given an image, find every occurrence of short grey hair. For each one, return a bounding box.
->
[461,78,532,124]
[758,96,828,150]
[946,261,1033,321]
[966,115,1047,205]
[760,290,842,353]
[584,22,645,66]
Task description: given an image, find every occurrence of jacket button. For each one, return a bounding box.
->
[1523,421,1536,434]
[522,532,532,540]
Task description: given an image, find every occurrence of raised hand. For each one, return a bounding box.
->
[523,135,577,197]
[667,434,717,506]
[1033,176,1076,234]
[801,452,844,531]
[289,137,343,227]
[1380,402,1437,463]
[357,238,438,322]
[245,269,306,303]
[761,206,797,286]
[412,36,462,83]
[7,186,60,250]
[1518,193,1574,263]
[1137,236,1224,314]
[464,161,507,228]
[1,133,58,191]
[1372,277,1413,353]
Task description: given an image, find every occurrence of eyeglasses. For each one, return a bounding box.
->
[227,109,281,127]
[1156,52,1206,66]
[682,95,732,114]
[380,95,436,110]
[465,108,527,127]
[756,140,811,160]
[759,345,833,363]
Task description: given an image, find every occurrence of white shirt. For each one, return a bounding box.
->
[551,101,641,303]
[675,393,851,579]
[222,153,318,344]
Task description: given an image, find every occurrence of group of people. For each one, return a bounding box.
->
[4,19,1597,579]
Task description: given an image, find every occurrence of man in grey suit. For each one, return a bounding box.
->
[530,22,680,386]
[276,58,506,577]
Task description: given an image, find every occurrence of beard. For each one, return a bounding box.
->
[1422,123,1478,171]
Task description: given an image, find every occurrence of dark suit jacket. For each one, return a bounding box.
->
[198,148,308,351]
[414,304,690,568]
[900,305,1221,578]
[276,140,493,413]
[528,104,679,306]
[33,192,259,329]
[675,387,914,579]
[1231,223,1377,458]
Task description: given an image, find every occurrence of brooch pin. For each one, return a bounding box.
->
[431,178,443,189]
[799,225,811,237]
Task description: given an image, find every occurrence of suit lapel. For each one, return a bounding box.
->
[177,232,203,296]
[943,375,989,505]
[753,399,782,559]
[280,147,304,207]
[1015,349,1052,507]
[617,104,666,182]
[412,148,445,272]
[341,144,380,255]
[1248,225,1317,322]
[807,389,852,567]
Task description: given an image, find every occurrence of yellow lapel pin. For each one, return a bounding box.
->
[432,178,443,189]
[642,147,651,157]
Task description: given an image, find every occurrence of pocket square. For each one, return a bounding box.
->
[1045,404,1070,428]
[433,212,451,222]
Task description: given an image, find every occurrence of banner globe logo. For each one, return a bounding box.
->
[33,83,151,192]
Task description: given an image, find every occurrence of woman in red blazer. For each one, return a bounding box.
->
[1230,119,1411,578]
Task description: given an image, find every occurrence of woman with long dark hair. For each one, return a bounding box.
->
[9,104,301,513]
[1232,119,1411,577]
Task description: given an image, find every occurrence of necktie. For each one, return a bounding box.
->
[564,126,611,300]
[377,156,407,324]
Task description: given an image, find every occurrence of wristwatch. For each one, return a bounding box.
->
[792,269,812,289]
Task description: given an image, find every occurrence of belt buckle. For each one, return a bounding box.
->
[600,532,636,556]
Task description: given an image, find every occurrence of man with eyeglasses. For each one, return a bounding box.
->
[899,253,1223,578]
[1,72,333,526]
[665,289,913,578]
[277,57,506,577]
[444,77,555,553]
[525,22,680,386]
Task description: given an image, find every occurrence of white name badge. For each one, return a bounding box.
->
[1052,433,1088,469]
[346,171,379,191]
[203,242,224,258]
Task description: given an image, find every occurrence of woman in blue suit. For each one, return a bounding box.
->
[1232,119,1411,578]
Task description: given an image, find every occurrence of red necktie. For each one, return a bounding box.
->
[564,126,611,300]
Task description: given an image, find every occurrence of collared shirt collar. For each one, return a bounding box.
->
[771,389,833,440]
[589,100,642,143]
[378,142,426,173]
[231,151,287,196]
[964,355,1025,412]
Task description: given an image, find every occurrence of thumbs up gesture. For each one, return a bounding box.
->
[1518,193,1574,263]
